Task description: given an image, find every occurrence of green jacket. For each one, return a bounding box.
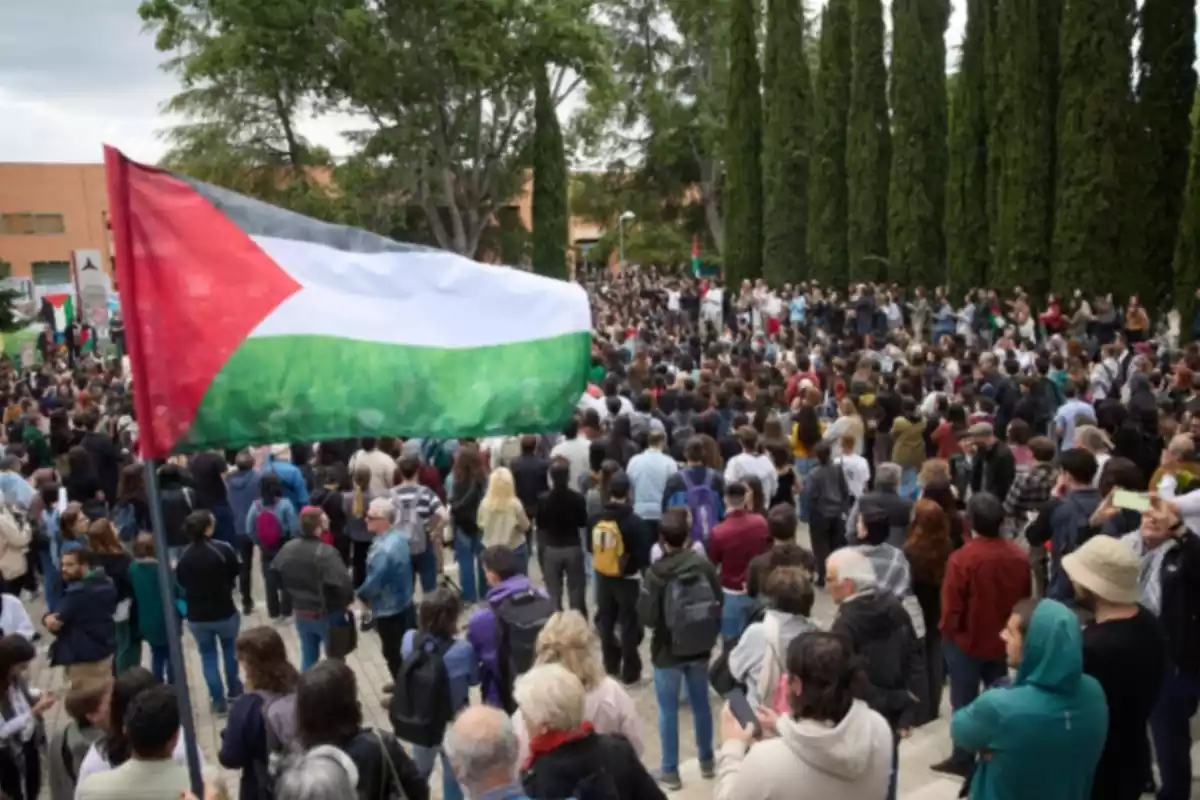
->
[128,559,171,647]
[23,425,51,470]
[637,547,722,668]
[952,600,1108,800]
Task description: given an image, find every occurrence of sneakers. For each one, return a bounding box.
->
[652,770,682,792]
[930,757,973,779]
[699,759,715,779]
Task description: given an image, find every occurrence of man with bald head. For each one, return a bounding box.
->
[443,706,531,800]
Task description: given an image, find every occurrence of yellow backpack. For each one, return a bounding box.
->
[591,519,627,577]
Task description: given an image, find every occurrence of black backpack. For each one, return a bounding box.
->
[389,633,455,748]
[493,589,555,713]
[664,572,721,658]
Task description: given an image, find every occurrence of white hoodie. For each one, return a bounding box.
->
[715,699,893,800]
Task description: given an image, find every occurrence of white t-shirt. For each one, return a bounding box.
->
[702,289,724,316]
[836,454,871,499]
[724,453,778,505]
[666,290,681,312]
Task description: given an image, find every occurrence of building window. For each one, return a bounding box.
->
[0,213,65,235]
[31,261,71,286]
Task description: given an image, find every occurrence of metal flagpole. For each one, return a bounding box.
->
[143,459,205,794]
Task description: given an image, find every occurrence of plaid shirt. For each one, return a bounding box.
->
[1003,461,1057,522]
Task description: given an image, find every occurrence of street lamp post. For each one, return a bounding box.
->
[618,210,636,271]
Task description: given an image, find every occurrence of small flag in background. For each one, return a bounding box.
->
[104,147,592,459]
[691,235,701,277]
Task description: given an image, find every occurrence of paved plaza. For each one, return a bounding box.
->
[28,524,1200,799]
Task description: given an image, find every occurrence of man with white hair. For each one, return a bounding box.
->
[444,706,530,800]
[512,664,665,799]
[356,496,415,678]
[827,549,924,739]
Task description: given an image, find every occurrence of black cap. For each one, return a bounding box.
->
[608,472,631,498]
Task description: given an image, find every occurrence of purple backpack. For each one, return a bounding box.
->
[668,468,724,543]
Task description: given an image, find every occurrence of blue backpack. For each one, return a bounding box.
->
[667,468,724,544]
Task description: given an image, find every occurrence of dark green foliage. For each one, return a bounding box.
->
[887,0,949,287]
[846,0,891,282]
[992,0,1060,294]
[1051,0,1135,295]
[945,0,992,295]
[807,0,852,288]
[1137,0,1197,307]
[762,0,812,285]
[723,0,764,284]
[531,66,569,279]
[1174,96,1200,339]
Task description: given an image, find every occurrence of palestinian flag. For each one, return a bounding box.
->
[691,235,701,277]
[104,147,592,459]
[45,293,74,331]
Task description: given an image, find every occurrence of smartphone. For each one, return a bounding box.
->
[726,687,759,736]
[1113,489,1151,512]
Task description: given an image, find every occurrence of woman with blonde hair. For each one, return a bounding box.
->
[512,611,642,765]
[822,398,864,456]
[477,467,531,573]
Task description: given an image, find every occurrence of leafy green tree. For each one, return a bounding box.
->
[531,66,570,278]
[0,289,22,334]
[1175,95,1200,339]
[762,0,811,285]
[945,0,992,293]
[723,0,764,284]
[1051,0,1135,294]
[991,0,1060,293]
[887,0,949,286]
[846,0,891,282]
[808,0,852,287]
[1136,0,1197,306]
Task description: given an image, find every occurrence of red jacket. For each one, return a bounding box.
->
[938,536,1032,660]
[707,510,772,591]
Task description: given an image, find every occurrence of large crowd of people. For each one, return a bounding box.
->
[0,271,1195,800]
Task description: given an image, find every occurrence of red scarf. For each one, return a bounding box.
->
[523,722,595,770]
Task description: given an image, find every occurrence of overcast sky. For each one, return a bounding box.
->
[0,0,966,164]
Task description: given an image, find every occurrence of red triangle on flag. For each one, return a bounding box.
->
[104,146,302,458]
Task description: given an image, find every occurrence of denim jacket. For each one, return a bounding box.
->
[356,531,413,618]
[244,498,299,547]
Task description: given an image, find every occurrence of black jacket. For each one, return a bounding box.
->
[831,590,925,731]
[537,487,588,550]
[971,441,1017,502]
[587,503,651,577]
[510,454,550,512]
[1159,529,1200,672]
[175,539,239,622]
[522,731,665,800]
[80,430,121,504]
[338,729,428,800]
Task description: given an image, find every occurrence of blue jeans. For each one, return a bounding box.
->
[943,640,1007,763]
[653,662,713,775]
[188,614,243,705]
[721,590,755,642]
[40,551,62,612]
[453,531,487,603]
[794,456,817,522]
[412,745,463,800]
[513,543,529,576]
[295,614,338,671]
[148,644,171,684]
[412,549,439,595]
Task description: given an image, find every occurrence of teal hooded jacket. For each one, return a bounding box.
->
[951,599,1108,800]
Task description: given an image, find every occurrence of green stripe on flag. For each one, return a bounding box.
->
[179,331,591,451]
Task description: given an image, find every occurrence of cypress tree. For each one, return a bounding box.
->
[1051,0,1134,295]
[887,0,949,287]
[945,0,991,295]
[1137,0,1197,307]
[763,0,812,285]
[724,0,764,285]
[808,0,852,287]
[1174,95,1200,339]
[530,66,569,279]
[992,0,1060,293]
[846,0,890,282]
